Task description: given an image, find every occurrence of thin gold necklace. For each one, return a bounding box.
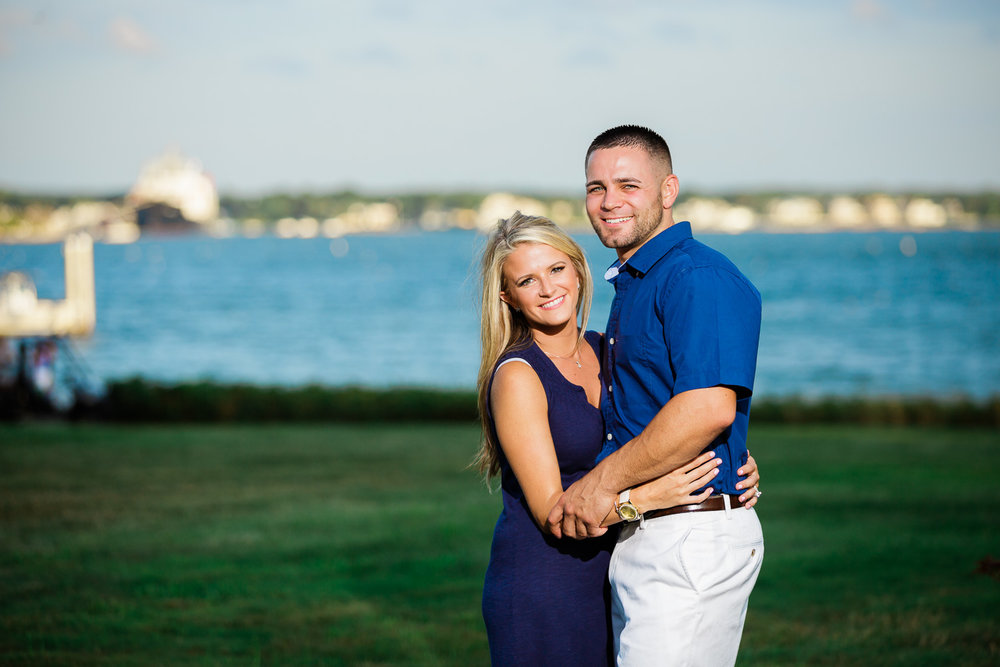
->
[537,342,582,369]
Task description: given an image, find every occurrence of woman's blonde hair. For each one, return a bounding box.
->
[474,211,594,480]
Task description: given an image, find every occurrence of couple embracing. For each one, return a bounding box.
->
[477,125,764,666]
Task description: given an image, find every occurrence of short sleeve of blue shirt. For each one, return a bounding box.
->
[665,265,761,399]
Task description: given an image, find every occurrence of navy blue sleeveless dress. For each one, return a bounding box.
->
[482,330,617,666]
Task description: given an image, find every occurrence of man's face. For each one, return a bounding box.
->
[585,145,673,260]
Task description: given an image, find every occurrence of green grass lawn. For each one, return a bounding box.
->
[1,423,998,665]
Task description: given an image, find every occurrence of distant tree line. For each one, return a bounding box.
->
[683,190,1000,220]
[0,190,125,209]
[3,188,1000,225]
[218,191,495,222]
[208,190,1000,225]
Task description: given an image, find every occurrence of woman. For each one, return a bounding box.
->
[476,212,759,665]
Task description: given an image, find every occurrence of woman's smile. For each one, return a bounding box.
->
[540,295,567,310]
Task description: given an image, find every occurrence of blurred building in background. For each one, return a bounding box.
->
[127,150,220,234]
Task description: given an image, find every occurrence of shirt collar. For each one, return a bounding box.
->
[604,221,693,281]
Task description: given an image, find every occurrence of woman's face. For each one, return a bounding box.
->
[500,242,580,332]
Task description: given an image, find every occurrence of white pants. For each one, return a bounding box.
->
[609,503,763,667]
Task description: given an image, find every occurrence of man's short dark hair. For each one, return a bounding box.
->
[586,125,673,174]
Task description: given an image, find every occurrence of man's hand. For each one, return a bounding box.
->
[546,471,613,539]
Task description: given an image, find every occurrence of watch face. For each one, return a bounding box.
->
[619,503,639,521]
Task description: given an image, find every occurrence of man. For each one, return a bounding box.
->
[546,125,763,666]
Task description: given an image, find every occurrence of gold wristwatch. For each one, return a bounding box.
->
[615,489,641,522]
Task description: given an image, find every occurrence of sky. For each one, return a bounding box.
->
[1,0,999,197]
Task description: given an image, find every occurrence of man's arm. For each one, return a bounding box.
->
[546,385,736,539]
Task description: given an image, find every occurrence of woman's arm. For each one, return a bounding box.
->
[599,451,763,526]
[600,451,720,526]
[491,361,599,535]
[736,453,761,507]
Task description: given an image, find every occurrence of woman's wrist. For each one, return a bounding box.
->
[629,478,681,513]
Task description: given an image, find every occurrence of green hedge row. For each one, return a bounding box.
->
[103,378,477,423]
[750,395,1000,428]
[92,379,1000,427]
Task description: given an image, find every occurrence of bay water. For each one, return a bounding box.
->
[4,229,998,399]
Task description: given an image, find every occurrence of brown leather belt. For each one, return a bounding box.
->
[642,494,745,520]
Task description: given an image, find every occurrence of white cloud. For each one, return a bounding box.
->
[109,17,156,54]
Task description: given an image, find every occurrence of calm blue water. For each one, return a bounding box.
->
[3,229,998,398]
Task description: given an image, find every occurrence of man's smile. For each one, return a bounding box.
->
[603,215,634,226]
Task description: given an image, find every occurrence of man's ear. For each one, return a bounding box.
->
[661,173,680,210]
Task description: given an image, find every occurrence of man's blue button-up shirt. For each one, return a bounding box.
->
[596,221,762,495]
